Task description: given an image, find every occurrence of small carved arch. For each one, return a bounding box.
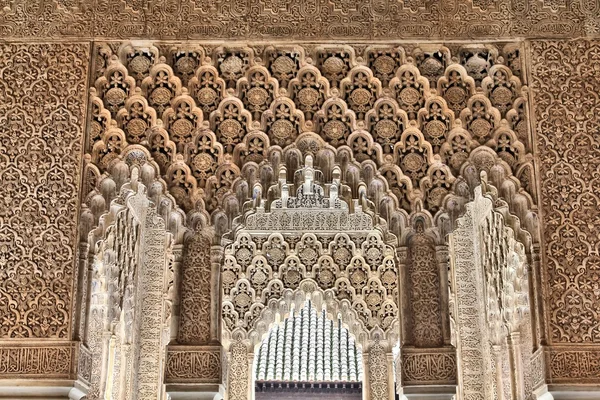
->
[236,65,280,120]
[389,64,430,120]
[459,94,502,145]
[115,92,157,145]
[340,65,383,120]
[437,63,476,117]
[261,97,305,147]
[365,46,406,86]
[233,130,270,165]
[161,90,205,152]
[346,130,383,163]
[94,55,137,116]
[365,98,409,155]
[288,65,331,120]
[165,155,202,212]
[167,46,206,86]
[438,124,477,174]
[87,92,113,151]
[140,60,182,115]
[146,122,177,172]
[481,63,522,117]
[118,43,160,86]
[188,64,227,118]
[210,97,253,154]
[184,128,224,189]
[417,95,455,153]
[91,123,128,170]
[314,97,357,147]
[264,45,305,89]
[315,46,356,89]
[393,124,438,187]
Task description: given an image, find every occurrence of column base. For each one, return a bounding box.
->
[166,383,225,400]
[535,384,600,400]
[399,385,456,400]
[0,380,82,400]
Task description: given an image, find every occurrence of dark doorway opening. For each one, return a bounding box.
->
[255,381,362,400]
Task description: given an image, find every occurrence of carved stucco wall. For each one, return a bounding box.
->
[1,35,600,391]
[0,42,89,378]
[0,1,599,39]
[530,38,600,383]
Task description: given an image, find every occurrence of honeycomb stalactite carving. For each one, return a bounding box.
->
[86,42,535,244]
[79,41,542,393]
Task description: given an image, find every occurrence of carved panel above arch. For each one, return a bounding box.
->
[221,158,399,348]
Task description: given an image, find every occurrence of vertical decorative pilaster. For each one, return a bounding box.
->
[211,245,224,342]
[133,209,169,399]
[168,244,184,341]
[509,332,523,399]
[76,241,91,342]
[395,247,409,344]
[450,200,490,400]
[368,343,390,400]
[228,340,249,400]
[436,245,451,345]
[178,230,213,344]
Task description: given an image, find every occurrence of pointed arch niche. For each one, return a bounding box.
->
[221,155,399,400]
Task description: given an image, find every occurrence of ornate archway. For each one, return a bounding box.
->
[220,156,399,400]
[75,41,546,400]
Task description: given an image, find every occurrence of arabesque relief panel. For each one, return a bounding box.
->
[531,38,600,383]
[0,42,89,377]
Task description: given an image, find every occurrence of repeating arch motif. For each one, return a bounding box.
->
[78,42,544,398]
[86,42,536,242]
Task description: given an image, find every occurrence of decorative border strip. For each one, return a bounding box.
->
[0,342,77,379]
[165,345,223,383]
[401,347,457,385]
[546,347,600,383]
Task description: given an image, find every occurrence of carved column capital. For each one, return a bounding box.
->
[210,245,225,264]
[395,246,408,264]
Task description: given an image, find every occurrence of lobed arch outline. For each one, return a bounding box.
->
[222,280,400,354]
